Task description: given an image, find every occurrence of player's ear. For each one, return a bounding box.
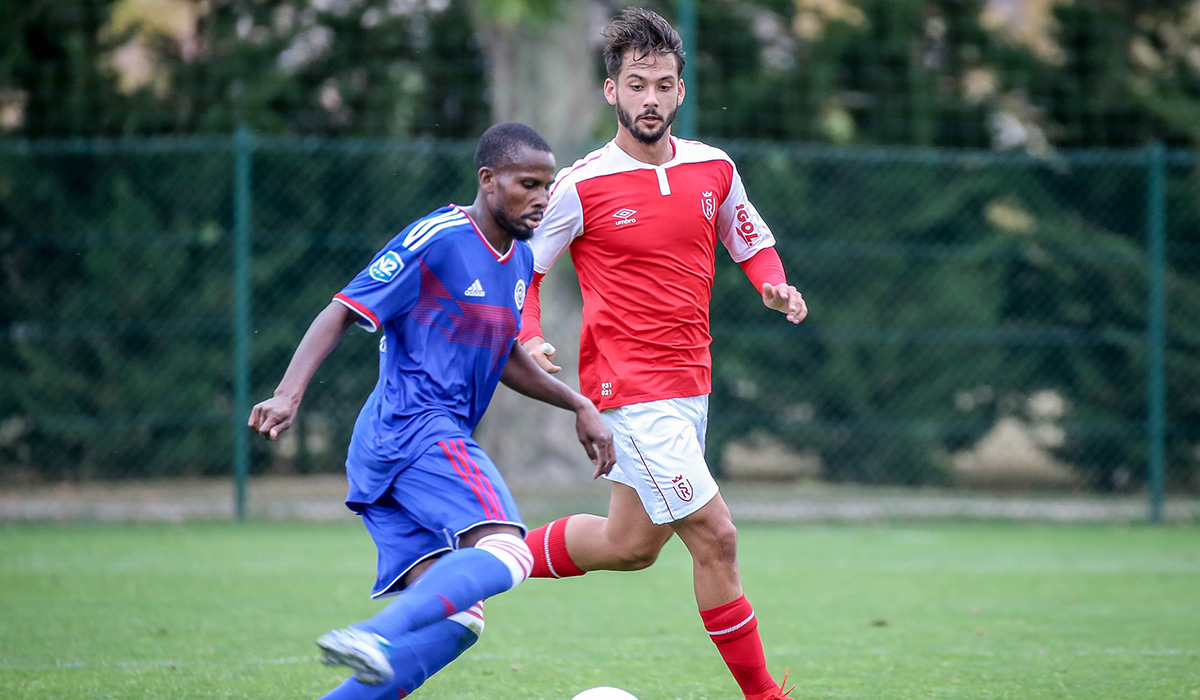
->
[477,166,496,193]
[677,78,685,106]
[603,77,617,106]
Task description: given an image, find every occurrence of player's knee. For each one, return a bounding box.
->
[684,516,738,566]
[609,533,667,571]
[474,532,534,588]
[706,519,739,564]
[612,537,664,571]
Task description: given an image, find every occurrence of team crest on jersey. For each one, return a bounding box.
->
[369,251,405,283]
[514,279,527,310]
[671,475,694,502]
[701,191,717,221]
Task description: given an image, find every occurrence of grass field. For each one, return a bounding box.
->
[1,520,1197,699]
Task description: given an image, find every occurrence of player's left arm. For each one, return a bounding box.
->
[500,338,615,478]
[741,247,807,324]
[715,158,808,325]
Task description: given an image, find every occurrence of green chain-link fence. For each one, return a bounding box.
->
[2,134,1197,519]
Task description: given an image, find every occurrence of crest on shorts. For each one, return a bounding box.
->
[701,191,717,221]
[671,475,694,502]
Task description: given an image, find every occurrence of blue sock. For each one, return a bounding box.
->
[357,546,515,640]
[318,614,482,700]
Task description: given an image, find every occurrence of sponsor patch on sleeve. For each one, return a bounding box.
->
[368,250,405,283]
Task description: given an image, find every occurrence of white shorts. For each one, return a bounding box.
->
[601,395,718,525]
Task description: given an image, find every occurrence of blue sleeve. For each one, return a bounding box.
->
[334,239,423,332]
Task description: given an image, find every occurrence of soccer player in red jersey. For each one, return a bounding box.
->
[519,8,805,700]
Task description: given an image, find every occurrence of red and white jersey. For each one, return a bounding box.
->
[528,136,776,410]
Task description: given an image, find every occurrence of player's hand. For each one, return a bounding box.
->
[248,394,299,440]
[761,282,807,324]
[521,335,562,374]
[574,400,615,479]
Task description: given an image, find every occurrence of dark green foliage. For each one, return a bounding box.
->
[709,145,1199,490]
[0,139,476,480]
[0,145,236,477]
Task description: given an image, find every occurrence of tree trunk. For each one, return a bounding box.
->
[470,0,611,486]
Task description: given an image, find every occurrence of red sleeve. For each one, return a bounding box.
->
[518,271,547,344]
[739,246,787,290]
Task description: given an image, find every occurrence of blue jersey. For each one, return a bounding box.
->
[333,205,534,508]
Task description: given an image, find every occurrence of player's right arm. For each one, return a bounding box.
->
[519,273,560,373]
[501,338,614,478]
[248,302,359,440]
[250,214,428,440]
[519,163,586,373]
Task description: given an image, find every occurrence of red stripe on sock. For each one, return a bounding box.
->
[524,516,585,578]
[700,595,777,697]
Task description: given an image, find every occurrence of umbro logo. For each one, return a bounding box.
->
[464,279,485,297]
[612,208,637,226]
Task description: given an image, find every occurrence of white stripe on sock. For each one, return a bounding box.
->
[707,611,756,637]
[448,602,485,638]
[475,533,534,588]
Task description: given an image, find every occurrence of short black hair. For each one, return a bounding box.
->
[474,122,552,171]
[602,7,685,80]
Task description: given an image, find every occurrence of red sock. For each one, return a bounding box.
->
[700,595,777,697]
[524,516,585,578]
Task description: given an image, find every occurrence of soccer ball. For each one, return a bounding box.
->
[571,687,638,700]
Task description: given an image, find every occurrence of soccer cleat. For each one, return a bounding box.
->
[316,627,395,686]
[744,667,795,700]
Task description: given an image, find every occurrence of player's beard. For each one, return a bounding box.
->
[494,207,536,241]
[616,96,677,145]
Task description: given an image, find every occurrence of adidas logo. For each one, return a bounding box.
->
[464,279,485,297]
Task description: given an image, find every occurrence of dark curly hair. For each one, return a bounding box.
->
[602,7,685,80]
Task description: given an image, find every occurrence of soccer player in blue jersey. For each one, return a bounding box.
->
[248,122,615,700]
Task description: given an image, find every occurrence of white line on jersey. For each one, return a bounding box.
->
[402,210,464,251]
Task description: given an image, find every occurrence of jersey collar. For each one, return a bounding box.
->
[455,205,514,263]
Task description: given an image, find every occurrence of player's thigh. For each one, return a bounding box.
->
[393,437,525,543]
[603,395,718,525]
[604,481,673,554]
[360,499,452,598]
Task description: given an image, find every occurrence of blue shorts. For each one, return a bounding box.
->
[358,437,524,599]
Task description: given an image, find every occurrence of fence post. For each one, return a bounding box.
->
[675,0,696,137]
[1146,141,1167,523]
[232,126,254,521]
